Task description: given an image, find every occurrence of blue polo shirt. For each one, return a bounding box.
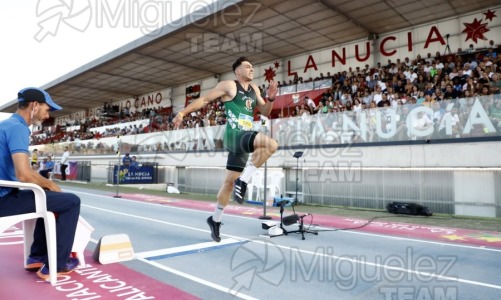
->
[44,161,55,170]
[0,114,31,197]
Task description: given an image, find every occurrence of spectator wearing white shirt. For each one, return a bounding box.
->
[412,111,433,140]
[403,57,411,66]
[438,106,461,137]
[423,61,432,75]
[431,101,445,127]
[449,67,459,80]
[373,87,383,105]
[403,66,412,80]
[424,53,435,64]
[390,94,400,109]
[340,88,352,104]
[362,90,373,106]
[462,64,473,77]
[388,63,398,74]
[305,96,317,111]
[409,68,418,83]
[435,59,444,70]
[377,79,387,93]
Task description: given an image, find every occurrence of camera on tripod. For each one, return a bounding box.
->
[263,195,318,240]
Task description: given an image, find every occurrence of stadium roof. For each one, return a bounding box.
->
[1,0,499,118]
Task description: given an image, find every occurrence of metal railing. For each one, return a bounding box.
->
[31,95,501,156]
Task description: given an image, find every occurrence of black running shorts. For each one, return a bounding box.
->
[225,131,258,172]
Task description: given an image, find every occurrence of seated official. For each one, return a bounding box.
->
[39,156,54,179]
[130,155,140,169]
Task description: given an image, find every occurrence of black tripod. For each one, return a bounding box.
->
[443,34,452,56]
[276,200,318,240]
[293,151,303,205]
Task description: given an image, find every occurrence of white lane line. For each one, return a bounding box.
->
[135,257,259,300]
[86,237,256,299]
[71,194,501,293]
[82,205,257,299]
[81,203,501,291]
[135,238,247,260]
[251,239,501,290]
[312,225,501,253]
[71,188,501,253]
[82,203,214,235]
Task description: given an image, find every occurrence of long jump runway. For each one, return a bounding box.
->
[1,186,501,300]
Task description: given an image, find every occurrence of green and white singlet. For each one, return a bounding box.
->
[223,81,257,153]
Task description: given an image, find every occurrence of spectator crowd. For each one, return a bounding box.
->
[30,41,500,147]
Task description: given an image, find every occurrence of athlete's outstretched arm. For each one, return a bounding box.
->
[173,81,232,127]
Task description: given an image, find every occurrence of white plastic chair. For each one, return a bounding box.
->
[247,171,284,202]
[268,171,285,198]
[247,170,264,201]
[0,180,57,285]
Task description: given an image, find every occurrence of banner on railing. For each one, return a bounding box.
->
[112,165,154,184]
[30,95,501,156]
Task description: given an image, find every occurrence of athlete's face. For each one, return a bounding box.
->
[237,61,254,80]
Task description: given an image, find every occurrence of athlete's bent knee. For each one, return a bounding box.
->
[268,138,278,153]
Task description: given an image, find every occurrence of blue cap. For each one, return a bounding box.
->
[18,87,62,111]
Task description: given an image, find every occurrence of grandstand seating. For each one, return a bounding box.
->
[30,45,500,147]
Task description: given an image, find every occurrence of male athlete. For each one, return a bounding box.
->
[173,57,278,242]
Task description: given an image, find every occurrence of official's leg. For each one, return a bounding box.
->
[0,190,34,217]
[61,164,67,181]
[0,190,79,270]
[31,191,80,270]
[0,190,45,271]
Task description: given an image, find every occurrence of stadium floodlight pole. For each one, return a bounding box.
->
[259,115,272,220]
[114,137,122,198]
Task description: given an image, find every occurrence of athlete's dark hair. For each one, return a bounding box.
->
[232,57,251,73]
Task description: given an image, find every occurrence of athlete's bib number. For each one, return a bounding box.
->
[237,114,253,131]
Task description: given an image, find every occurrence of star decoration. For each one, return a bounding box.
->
[274,61,280,69]
[441,235,467,241]
[264,66,276,82]
[462,18,489,43]
[484,9,497,22]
